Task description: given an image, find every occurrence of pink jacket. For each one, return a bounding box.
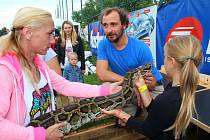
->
[0,53,109,140]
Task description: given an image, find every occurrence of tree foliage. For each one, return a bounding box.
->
[72,0,173,25]
[72,0,153,25]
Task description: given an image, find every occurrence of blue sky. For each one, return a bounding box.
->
[0,0,86,28]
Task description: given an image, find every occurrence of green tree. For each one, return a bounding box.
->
[72,0,173,25]
[72,0,156,25]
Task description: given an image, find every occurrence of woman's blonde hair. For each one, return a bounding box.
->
[165,35,203,139]
[0,7,52,88]
[60,21,78,46]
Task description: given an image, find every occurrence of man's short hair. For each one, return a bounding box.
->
[100,7,129,28]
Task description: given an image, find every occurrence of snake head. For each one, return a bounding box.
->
[138,63,152,77]
[130,64,152,86]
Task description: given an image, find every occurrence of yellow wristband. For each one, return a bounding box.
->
[138,84,148,93]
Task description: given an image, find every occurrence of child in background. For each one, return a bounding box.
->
[63,52,84,83]
[63,52,84,103]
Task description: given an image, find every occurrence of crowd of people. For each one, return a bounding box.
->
[0,5,205,140]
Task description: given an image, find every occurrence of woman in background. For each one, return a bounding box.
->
[56,21,85,74]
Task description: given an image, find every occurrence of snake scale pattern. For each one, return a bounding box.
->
[27,64,152,134]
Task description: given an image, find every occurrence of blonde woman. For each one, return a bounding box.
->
[102,35,203,140]
[0,7,122,140]
[56,21,85,74]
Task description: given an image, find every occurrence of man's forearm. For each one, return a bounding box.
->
[97,70,124,82]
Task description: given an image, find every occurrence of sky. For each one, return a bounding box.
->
[0,0,87,29]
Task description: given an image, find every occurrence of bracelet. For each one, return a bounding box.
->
[115,109,122,117]
[138,84,148,93]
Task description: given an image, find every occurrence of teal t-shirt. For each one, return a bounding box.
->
[97,36,162,82]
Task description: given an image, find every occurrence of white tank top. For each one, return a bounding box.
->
[23,70,54,126]
[64,40,73,67]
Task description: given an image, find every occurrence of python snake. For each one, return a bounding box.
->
[27,64,152,134]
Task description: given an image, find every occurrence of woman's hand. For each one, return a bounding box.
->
[109,80,123,95]
[46,122,66,140]
[101,109,131,124]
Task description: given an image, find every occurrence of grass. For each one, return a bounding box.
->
[84,74,102,85]
[83,53,102,85]
[84,73,102,85]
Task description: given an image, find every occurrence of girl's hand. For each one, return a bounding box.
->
[134,87,143,107]
[134,72,153,108]
[101,109,131,124]
[134,72,146,88]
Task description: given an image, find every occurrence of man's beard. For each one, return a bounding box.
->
[107,29,124,43]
